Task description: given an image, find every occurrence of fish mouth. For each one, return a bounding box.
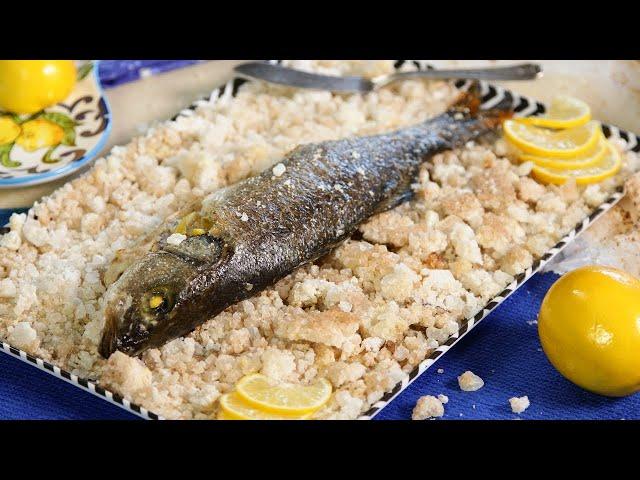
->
[98,250,201,358]
[98,320,117,358]
[98,312,151,357]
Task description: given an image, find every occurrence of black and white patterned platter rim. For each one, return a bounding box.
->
[0,60,637,420]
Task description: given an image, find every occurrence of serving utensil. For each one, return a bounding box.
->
[234,62,543,93]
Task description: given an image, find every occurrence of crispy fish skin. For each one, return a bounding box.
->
[99,86,511,357]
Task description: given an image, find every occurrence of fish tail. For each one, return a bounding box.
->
[450,81,513,128]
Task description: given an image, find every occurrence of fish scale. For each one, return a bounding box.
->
[99,85,512,357]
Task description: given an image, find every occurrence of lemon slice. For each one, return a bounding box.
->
[219,393,314,420]
[531,141,621,185]
[517,95,591,129]
[503,120,601,158]
[217,409,236,420]
[235,373,332,414]
[519,132,607,170]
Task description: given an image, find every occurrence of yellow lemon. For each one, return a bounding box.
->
[530,141,621,185]
[15,118,64,151]
[519,132,607,170]
[235,373,332,414]
[219,393,314,420]
[503,120,601,158]
[217,409,236,420]
[0,116,21,144]
[0,60,77,114]
[538,265,640,397]
[517,95,591,129]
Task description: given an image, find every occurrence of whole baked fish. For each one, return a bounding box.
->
[99,85,511,357]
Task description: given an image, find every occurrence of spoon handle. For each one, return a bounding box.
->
[375,63,542,88]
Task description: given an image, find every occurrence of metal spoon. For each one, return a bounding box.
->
[234,62,543,93]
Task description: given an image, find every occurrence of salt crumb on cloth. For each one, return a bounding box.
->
[458,371,484,392]
[509,396,530,414]
[412,395,445,420]
[0,60,636,420]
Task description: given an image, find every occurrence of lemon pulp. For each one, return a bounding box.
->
[530,141,621,185]
[504,120,601,158]
[219,392,314,420]
[517,95,591,129]
[519,132,607,170]
[235,373,332,414]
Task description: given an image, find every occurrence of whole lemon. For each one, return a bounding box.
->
[0,60,76,114]
[538,265,640,397]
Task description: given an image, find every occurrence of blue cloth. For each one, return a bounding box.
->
[2,208,639,419]
[97,61,203,88]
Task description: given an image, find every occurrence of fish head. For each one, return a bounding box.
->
[99,233,224,357]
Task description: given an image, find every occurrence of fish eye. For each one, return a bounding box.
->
[143,287,175,317]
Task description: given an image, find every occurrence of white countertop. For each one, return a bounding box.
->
[2,60,639,209]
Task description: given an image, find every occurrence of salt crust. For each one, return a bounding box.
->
[0,60,634,419]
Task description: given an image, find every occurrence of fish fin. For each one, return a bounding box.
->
[373,189,414,215]
[450,81,513,128]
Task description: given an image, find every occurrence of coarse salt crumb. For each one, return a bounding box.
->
[517,161,534,176]
[272,163,286,177]
[22,219,48,247]
[0,278,17,298]
[509,396,530,414]
[166,233,187,246]
[102,351,152,394]
[437,368,444,374]
[0,231,21,250]
[8,322,38,349]
[261,348,296,381]
[240,213,249,222]
[458,370,484,391]
[412,395,445,420]
[438,394,449,404]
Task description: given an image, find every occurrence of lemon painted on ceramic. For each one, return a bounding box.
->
[0,60,77,114]
[15,118,64,151]
[538,265,640,397]
[0,116,21,144]
[235,373,332,414]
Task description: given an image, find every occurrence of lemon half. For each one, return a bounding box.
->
[531,141,621,185]
[235,373,332,415]
[504,120,601,158]
[517,95,591,129]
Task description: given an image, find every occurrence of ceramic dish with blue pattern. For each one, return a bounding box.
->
[0,61,112,189]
